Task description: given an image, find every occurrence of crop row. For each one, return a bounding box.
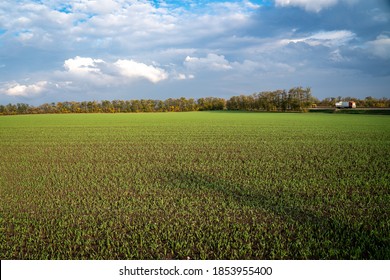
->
[0,112,389,259]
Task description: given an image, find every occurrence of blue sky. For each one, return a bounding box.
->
[0,0,389,105]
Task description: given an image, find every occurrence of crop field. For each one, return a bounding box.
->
[0,112,389,259]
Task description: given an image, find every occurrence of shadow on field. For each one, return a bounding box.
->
[169,171,389,259]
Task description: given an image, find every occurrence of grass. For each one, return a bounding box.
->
[0,112,389,259]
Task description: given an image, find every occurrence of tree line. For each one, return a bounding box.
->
[0,97,226,115]
[227,87,314,111]
[0,86,389,115]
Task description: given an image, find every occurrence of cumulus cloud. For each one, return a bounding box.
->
[64,56,105,74]
[2,81,48,97]
[184,54,233,71]
[59,56,115,87]
[61,56,168,84]
[114,59,168,83]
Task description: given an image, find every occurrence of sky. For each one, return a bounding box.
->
[0,0,389,105]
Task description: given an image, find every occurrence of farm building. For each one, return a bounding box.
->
[335,101,356,108]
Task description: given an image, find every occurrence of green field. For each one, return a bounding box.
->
[0,112,389,259]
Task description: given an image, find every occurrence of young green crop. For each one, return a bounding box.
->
[0,112,389,259]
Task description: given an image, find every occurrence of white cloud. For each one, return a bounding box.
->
[184,54,233,71]
[274,0,357,12]
[114,59,168,83]
[64,56,104,74]
[2,81,48,97]
[61,56,168,84]
[366,35,390,59]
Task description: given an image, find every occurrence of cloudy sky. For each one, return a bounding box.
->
[0,0,389,105]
